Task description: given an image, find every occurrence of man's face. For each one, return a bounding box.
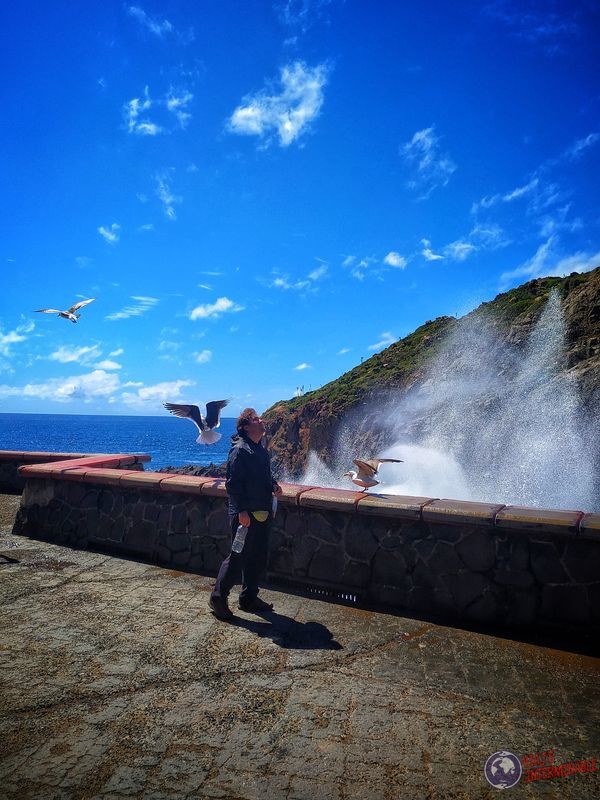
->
[244,410,265,438]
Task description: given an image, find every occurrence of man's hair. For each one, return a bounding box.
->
[236,408,257,433]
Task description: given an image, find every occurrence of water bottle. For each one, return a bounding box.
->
[231,524,248,554]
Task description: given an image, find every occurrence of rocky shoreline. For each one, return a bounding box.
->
[156,463,227,478]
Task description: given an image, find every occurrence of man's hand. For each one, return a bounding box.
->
[273,483,283,496]
[238,511,251,527]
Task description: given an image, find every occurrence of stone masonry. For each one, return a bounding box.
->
[8,450,600,636]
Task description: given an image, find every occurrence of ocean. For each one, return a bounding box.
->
[0,413,237,471]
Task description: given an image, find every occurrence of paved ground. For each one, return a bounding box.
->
[1,493,599,800]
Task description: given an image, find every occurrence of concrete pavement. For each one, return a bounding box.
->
[1,494,599,800]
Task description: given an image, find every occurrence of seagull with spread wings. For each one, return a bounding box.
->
[164,400,229,445]
[343,457,403,491]
[35,298,95,323]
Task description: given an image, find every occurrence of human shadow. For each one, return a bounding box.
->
[230,610,342,650]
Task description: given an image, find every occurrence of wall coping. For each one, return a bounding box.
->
[11,451,598,540]
[0,450,95,462]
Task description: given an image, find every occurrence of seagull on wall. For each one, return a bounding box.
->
[343,458,403,491]
[35,298,95,323]
[164,400,229,445]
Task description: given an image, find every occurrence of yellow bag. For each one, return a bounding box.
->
[251,510,269,522]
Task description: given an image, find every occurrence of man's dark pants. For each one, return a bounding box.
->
[211,515,271,604]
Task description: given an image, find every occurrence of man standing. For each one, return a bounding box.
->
[209,408,282,620]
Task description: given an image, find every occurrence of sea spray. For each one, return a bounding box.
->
[299,289,599,510]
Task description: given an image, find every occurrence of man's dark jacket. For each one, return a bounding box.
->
[225,433,277,515]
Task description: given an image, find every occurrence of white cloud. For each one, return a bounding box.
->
[294,362,311,370]
[401,126,456,198]
[95,359,122,370]
[127,6,173,37]
[126,5,194,43]
[443,240,476,261]
[483,4,582,55]
[0,320,34,358]
[194,349,212,364]
[106,296,159,321]
[565,132,600,160]
[538,203,583,238]
[48,345,102,365]
[337,347,350,355]
[121,378,194,408]
[98,223,120,244]
[503,177,540,202]
[124,87,162,135]
[166,88,193,129]
[271,261,327,291]
[155,171,181,220]
[341,255,378,280]
[272,276,305,290]
[0,370,120,403]
[500,239,600,287]
[189,296,243,320]
[472,177,540,215]
[277,0,333,32]
[308,264,328,280]
[469,224,509,249]
[368,332,396,351]
[383,251,407,269]
[158,340,181,355]
[139,223,154,232]
[420,225,509,266]
[124,85,193,135]
[109,347,124,356]
[421,239,444,261]
[229,61,328,147]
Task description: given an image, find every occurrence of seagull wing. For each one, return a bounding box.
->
[67,298,95,314]
[204,399,229,429]
[353,459,378,479]
[164,402,205,432]
[373,458,404,468]
[35,308,62,314]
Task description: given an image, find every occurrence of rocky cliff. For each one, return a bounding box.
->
[264,268,600,480]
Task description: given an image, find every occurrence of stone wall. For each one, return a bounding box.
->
[0,451,89,494]
[0,451,148,494]
[11,452,600,636]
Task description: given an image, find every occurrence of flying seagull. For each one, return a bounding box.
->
[343,458,403,491]
[164,400,229,445]
[35,298,95,323]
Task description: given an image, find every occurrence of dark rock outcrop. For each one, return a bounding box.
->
[157,463,226,478]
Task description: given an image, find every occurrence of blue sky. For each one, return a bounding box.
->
[1,0,599,417]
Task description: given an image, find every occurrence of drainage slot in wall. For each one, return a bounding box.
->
[267,573,360,606]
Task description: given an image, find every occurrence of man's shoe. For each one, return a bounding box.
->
[209,596,233,620]
[239,596,274,613]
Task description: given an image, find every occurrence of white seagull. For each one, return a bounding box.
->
[35,298,95,324]
[343,458,403,491]
[164,400,229,445]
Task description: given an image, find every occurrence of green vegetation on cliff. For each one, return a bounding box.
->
[265,269,598,420]
[277,315,455,416]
